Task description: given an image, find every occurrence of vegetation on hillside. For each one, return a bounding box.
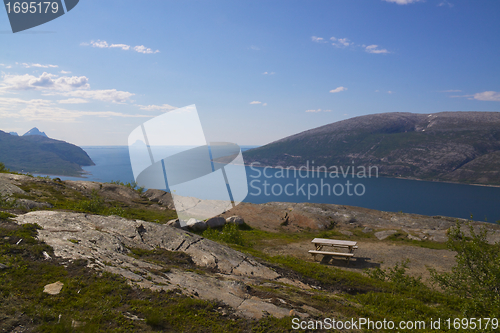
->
[1,175,499,331]
[244,112,500,185]
[0,130,94,176]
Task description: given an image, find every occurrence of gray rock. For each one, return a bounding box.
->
[43,281,63,295]
[0,263,8,270]
[0,179,26,197]
[362,227,373,233]
[186,218,207,231]
[14,211,286,319]
[226,216,244,225]
[407,234,422,241]
[340,230,353,236]
[206,217,226,228]
[374,230,398,240]
[16,198,53,210]
[166,219,181,229]
[64,180,101,192]
[99,183,141,201]
[143,189,175,209]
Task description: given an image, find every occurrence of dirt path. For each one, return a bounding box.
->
[262,240,456,284]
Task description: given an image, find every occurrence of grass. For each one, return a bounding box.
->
[2,173,495,331]
[0,217,302,332]
[10,180,177,223]
[194,221,499,331]
[109,180,145,194]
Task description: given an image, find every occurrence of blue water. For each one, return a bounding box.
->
[39,146,500,222]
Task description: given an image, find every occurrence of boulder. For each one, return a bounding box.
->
[166,219,181,229]
[407,234,422,241]
[186,218,207,231]
[374,230,398,240]
[143,189,175,209]
[43,281,64,295]
[13,211,288,319]
[206,217,226,228]
[340,230,353,237]
[226,216,244,225]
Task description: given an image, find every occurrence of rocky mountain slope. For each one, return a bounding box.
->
[0,130,94,176]
[244,111,500,185]
[1,172,500,331]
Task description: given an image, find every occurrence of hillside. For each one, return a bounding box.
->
[0,130,94,176]
[1,173,499,331]
[244,111,500,185]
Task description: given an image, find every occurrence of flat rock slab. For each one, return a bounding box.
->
[12,211,301,319]
[43,281,64,295]
[0,179,26,197]
[374,230,398,240]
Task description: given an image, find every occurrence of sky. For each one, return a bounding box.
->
[1,0,500,146]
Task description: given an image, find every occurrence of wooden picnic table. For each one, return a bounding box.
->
[309,238,358,265]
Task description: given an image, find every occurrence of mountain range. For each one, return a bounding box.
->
[0,129,94,176]
[244,111,500,185]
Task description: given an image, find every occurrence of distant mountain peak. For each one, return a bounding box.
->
[9,132,18,136]
[23,127,48,137]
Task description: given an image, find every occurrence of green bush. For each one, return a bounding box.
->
[367,259,425,291]
[109,180,145,194]
[0,162,6,172]
[202,223,245,246]
[429,221,500,316]
[73,190,106,214]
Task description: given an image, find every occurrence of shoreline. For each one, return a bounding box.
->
[243,162,500,188]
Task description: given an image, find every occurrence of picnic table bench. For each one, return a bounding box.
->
[308,238,358,265]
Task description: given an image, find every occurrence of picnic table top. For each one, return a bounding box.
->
[311,238,357,247]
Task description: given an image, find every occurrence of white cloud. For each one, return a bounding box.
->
[136,103,177,111]
[330,86,347,93]
[19,105,152,122]
[82,40,159,54]
[441,89,462,92]
[387,90,394,94]
[365,45,390,54]
[1,73,134,104]
[62,89,135,104]
[473,91,500,102]
[0,96,148,122]
[331,37,351,47]
[249,45,260,51]
[58,98,89,104]
[306,109,331,113]
[60,70,71,74]
[311,36,327,43]
[110,44,130,50]
[1,72,89,91]
[262,72,275,75]
[250,101,262,104]
[90,40,109,48]
[438,1,454,7]
[262,103,267,106]
[314,37,391,54]
[383,0,423,4]
[133,45,160,54]
[21,63,58,68]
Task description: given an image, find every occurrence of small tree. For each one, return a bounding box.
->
[0,162,6,172]
[429,221,500,316]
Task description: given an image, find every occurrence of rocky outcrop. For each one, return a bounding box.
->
[244,111,500,185]
[142,189,175,209]
[13,211,307,319]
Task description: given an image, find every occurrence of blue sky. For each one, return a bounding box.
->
[1,0,499,146]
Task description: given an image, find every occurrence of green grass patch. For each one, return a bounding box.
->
[0,222,302,332]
